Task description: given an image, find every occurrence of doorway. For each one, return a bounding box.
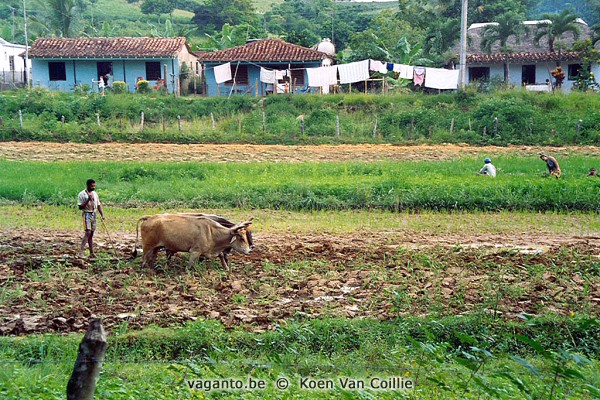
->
[522,65,536,85]
[97,62,113,85]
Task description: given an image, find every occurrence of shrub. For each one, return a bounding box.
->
[112,81,127,94]
[136,80,150,94]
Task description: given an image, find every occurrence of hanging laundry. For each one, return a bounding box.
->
[424,68,460,90]
[386,62,394,71]
[275,69,286,80]
[306,65,338,88]
[369,60,388,74]
[413,66,426,86]
[214,62,232,84]
[260,67,276,84]
[338,60,370,84]
[393,64,414,80]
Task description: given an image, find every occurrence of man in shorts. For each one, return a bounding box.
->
[77,179,105,258]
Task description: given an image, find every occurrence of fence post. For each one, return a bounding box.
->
[493,117,498,137]
[0,116,3,126]
[95,113,100,127]
[19,109,23,128]
[211,112,215,131]
[162,114,165,132]
[450,118,455,135]
[262,111,266,132]
[336,114,340,136]
[140,111,144,131]
[120,114,123,130]
[61,115,65,125]
[529,117,533,135]
[299,115,305,135]
[66,318,107,400]
[373,116,378,138]
[178,115,182,132]
[483,126,487,137]
[576,119,582,139]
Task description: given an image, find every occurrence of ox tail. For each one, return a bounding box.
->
[131,216,150,258]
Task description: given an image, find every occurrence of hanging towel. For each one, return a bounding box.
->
[338,60,370,84]
[393,64,414,80]
[413,66,426,86]
[424,67,460,90]
[260,67,276,84]
[307,66,338,88]
[214,62,232,84]
[386,62,394,71]
[370,60,388,74]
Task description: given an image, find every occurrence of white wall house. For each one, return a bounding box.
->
[461,19,600,93]
[0,37,30,86]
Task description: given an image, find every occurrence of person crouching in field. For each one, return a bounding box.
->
[540,153,561,178]
[588,168,597,177]
[478,157,496,177]
[77,179,105,258]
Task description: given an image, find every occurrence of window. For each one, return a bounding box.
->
[8,56,15,71]
[568,64,582,81]
[146,62,161,80]
[48,62,66,81]
[468,67,489,82]
[226,64,249,85]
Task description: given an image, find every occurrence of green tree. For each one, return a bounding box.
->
[141,0,175,23]
[534,9,581,52]
[202,23,263,50]
[480,12,527,82]
[192,0,255,34]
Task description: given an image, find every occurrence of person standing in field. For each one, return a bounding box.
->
[78,179,105,258]
[478,157,496,177]
[539,153,561,178]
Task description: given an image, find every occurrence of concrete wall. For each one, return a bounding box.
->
[31,57,182,93]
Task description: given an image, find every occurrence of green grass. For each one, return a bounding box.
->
[0,316,598,399]
[0,157,598,212]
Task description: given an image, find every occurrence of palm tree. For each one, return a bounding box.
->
[480,12,526,83]
[534,9,581,52]
[30,0,88,37]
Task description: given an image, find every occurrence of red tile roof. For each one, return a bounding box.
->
[196,38,330,62]
[467,51,584,64]
[28,37,189,58]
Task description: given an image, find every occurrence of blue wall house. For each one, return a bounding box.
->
[196,38,332,96]
[27,37,198,93]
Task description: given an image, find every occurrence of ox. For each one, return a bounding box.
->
[134,214,253,271]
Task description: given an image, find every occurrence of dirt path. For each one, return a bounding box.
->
[1,142,599,162]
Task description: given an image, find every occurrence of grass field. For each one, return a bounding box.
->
[1,156,599,211]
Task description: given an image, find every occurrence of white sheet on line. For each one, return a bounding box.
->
[214,62,232,84]
[338,60,370,84]
[424,67,460,90]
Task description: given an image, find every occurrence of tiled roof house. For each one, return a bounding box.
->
[28,37,198,93]
[456,19,600,91]
[195,38,332,96]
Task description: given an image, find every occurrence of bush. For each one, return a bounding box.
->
[112,81,127,94]
[136,80,150,94]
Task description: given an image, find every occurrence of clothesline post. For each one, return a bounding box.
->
[336,115,340,137]
[255,79,259,97]
[364,80,367,95]
[373,116,378,138]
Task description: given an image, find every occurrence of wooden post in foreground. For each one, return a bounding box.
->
[67,318,107,400]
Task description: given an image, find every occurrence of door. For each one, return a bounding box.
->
[97,62,113,85]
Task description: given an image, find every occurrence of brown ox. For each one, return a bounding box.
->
[135,214,253,270]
